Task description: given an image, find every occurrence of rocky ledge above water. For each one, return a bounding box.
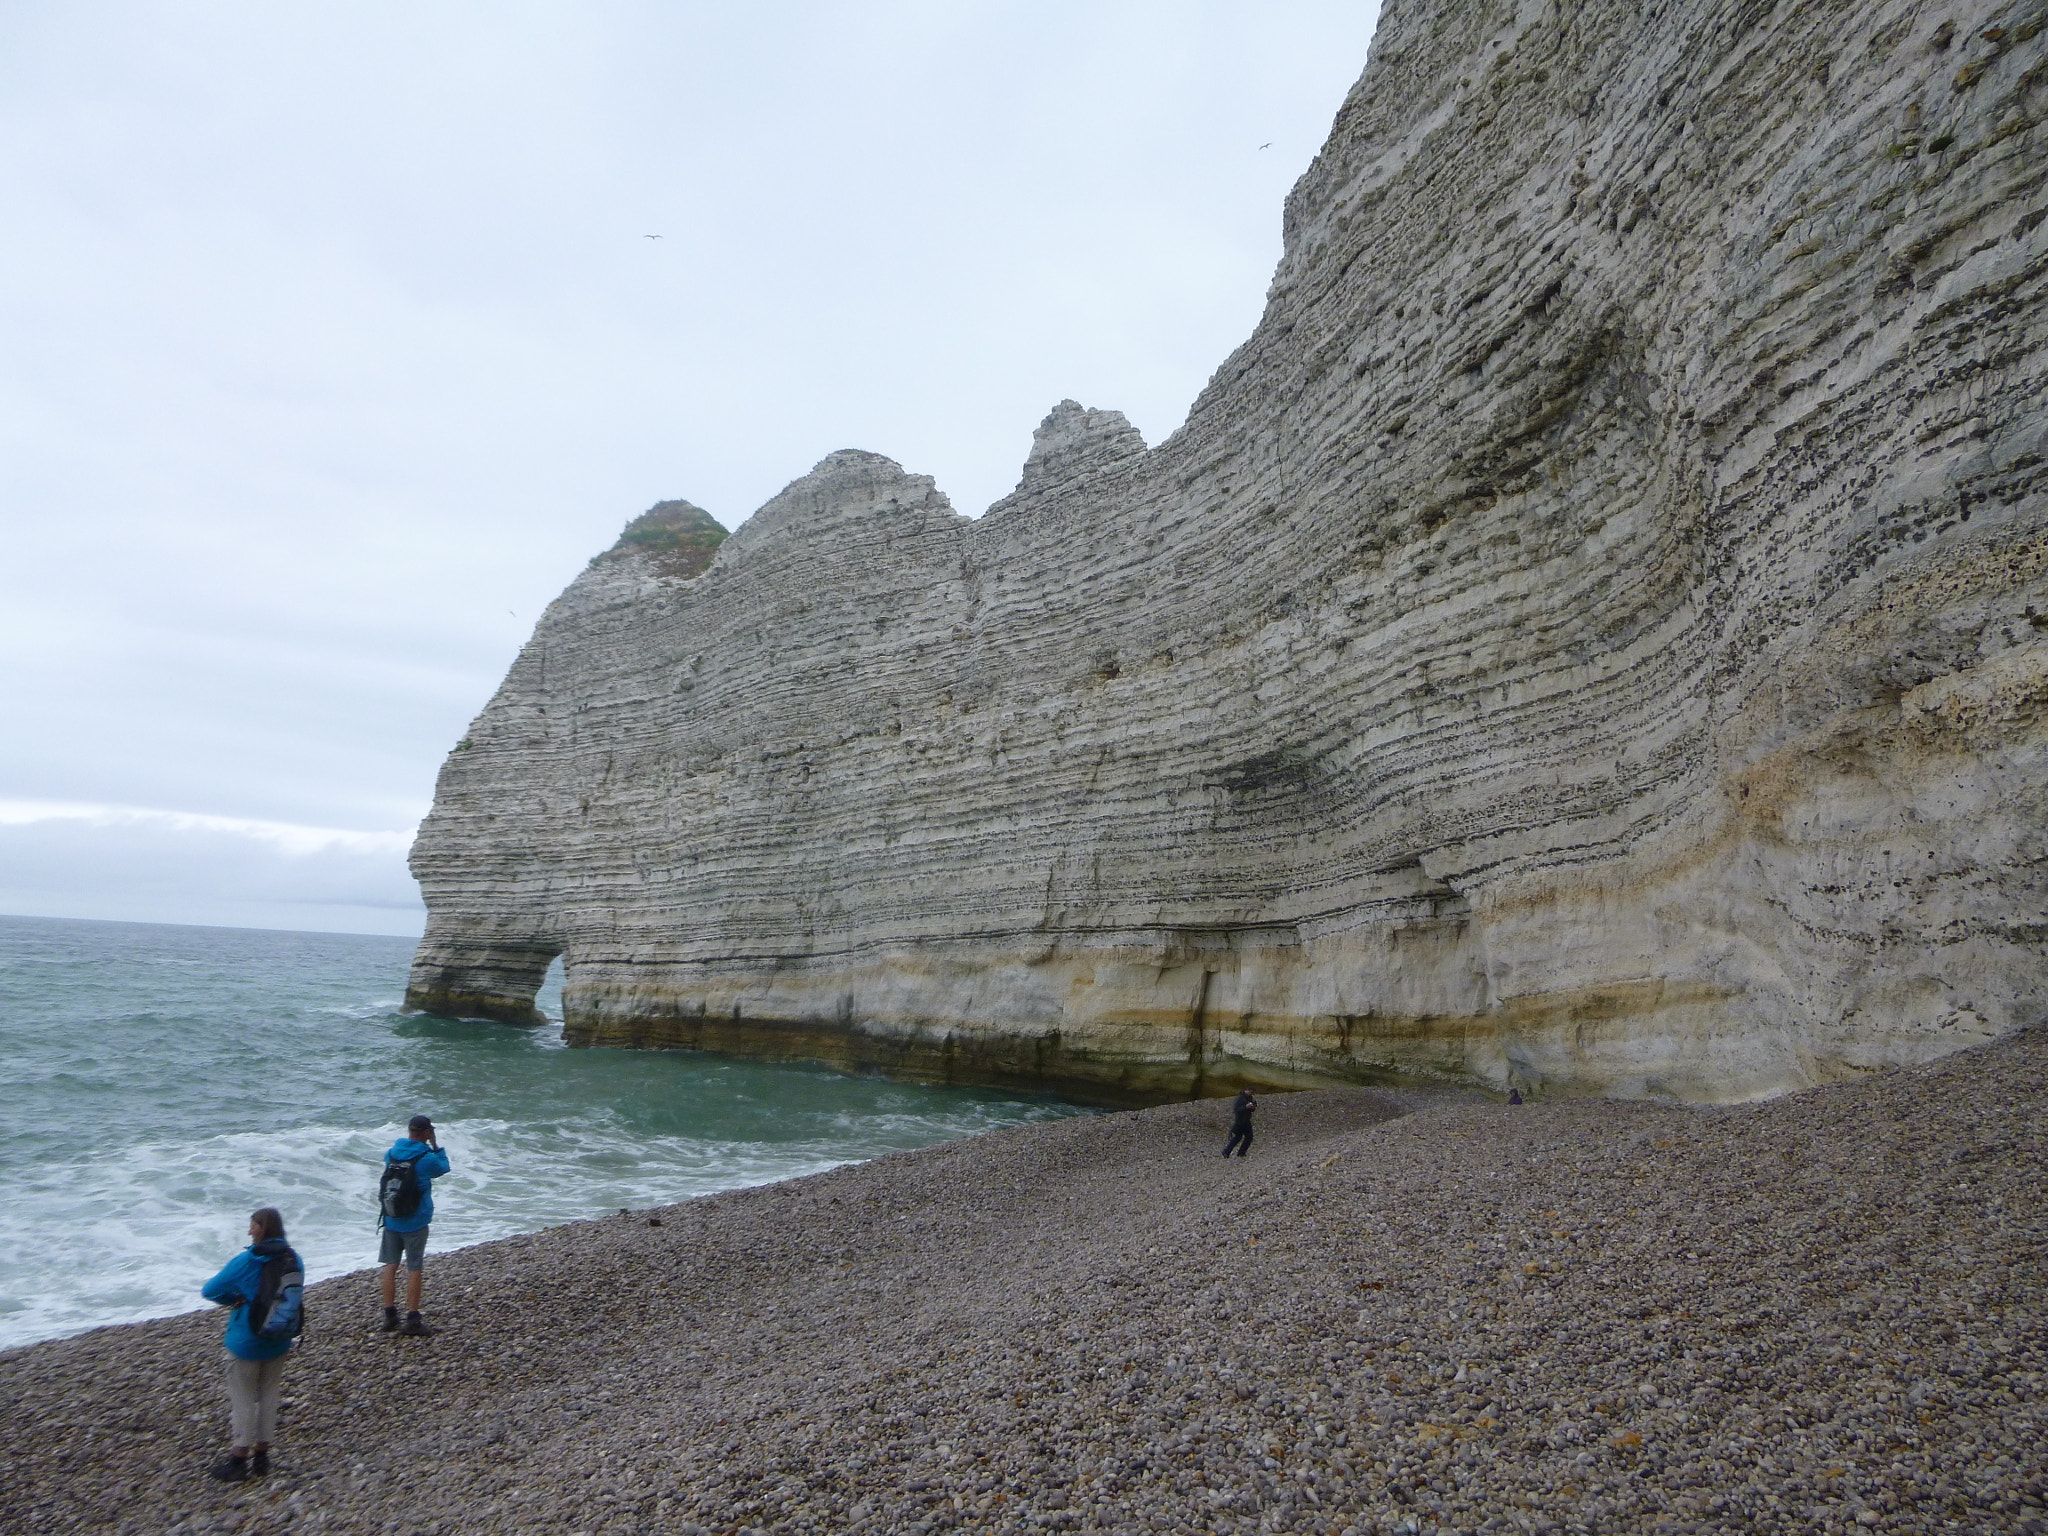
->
[406,0,2047,1103]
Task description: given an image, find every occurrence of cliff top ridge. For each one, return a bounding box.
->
[600,499,729,581]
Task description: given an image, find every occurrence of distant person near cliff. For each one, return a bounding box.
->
[377,1115,450,1337]
[1222,1088,1257,1158]
[199,1207,305,1481]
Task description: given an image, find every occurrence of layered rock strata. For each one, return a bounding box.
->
[408,0,2048,1103]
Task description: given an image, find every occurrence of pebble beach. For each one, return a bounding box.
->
[4,1027,2043,1536]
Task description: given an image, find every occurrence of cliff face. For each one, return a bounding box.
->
[407,0,2048,1104]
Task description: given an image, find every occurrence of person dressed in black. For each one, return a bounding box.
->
[1221,1087,1257,1158]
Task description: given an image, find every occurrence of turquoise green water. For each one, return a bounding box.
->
[0,914,1087,1349]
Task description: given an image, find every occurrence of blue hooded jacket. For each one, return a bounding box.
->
[380,1137,451,1234]
[201,1239,297,1362]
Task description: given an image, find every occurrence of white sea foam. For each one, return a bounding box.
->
[0,915,1087,1350]
[0,1114,917,1347]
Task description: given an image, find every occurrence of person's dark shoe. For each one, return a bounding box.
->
[209,1455,251,1483]
[401,1311,434,1336]
[250,1449,270,1476]
[382,1306,401,1333]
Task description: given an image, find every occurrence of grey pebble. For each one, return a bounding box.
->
[3,1030,2045,1534]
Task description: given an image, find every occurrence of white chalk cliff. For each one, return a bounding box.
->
[408,0,2048,1104]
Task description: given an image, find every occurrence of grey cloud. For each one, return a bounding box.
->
[0,812,421,937]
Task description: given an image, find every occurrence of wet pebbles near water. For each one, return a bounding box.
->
[3,1026,2044,1536]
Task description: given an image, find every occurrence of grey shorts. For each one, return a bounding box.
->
[378,1225,429,1270]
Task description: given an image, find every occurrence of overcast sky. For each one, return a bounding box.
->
[0,1,1384,937]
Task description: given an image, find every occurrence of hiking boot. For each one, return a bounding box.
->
[401,1311,434,1337]
[382,1306,401,1333]
[250,1449,270,1477]
[208,1455,251,1483]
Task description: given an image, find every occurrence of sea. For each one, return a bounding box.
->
[0,913,1088,1351]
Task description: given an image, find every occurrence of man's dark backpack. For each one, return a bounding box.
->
[248,1244,306,1343]
[379,1151,427,1220]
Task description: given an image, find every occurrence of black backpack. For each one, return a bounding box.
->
[247,1244,306,1342]
[379,1152,426,1220]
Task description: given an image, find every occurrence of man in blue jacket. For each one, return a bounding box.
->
[377,1114,451,1336]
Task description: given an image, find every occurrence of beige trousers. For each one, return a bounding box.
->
[224,1353,286,1447]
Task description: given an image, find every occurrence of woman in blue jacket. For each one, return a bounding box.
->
[199,1207,298,1482]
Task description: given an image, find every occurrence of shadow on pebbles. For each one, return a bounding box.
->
[4,1028,2046,1536]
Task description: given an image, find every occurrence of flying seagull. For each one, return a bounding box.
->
[644,233,663,239]
[1259,142,1272,149]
